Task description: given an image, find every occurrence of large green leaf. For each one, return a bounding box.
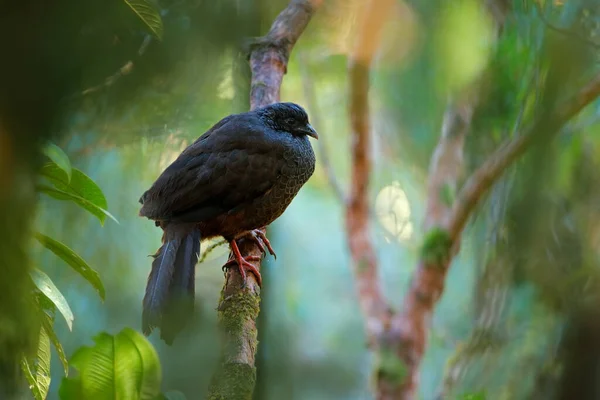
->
[37,184,118,225]
[30,269,74,331]
[39,162,117,225]
[43,143,72,182]
[35,232,106,300]
[124,0,164,40]
[58,377,83,400]
[22,325,52,400]
[59,328,162,400]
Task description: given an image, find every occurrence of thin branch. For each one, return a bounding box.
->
[386,82,479,400]
[346,0,395,347]
[534,2,600,50]
[198,239,227,264]
[79,61,135,96]
[208,1,322,399]
[299,53,347,203]
[423,95,475,231]
[68,35,152,100]
[448,72,600,241]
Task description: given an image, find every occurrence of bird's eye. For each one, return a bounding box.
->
[285,117,295,125]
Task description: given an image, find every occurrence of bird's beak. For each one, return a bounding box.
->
[299,123,319,140]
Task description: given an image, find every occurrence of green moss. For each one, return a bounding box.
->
[208,290,261,400]
[357,258,369,272]
[374,348,407,385]
[420,228,452,267]
[219,291,260,337]
[439,183,456,207]
[207,363,256,400]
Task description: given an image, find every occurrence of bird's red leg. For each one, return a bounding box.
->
[222,240,263,287]
[246,229,277,259]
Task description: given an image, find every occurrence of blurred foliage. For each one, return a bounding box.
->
[24,143,112,400]
[24,143,179,400]
[2,0,600,399]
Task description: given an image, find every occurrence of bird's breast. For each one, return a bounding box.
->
[225,137,315,233]
[279,136,316,179]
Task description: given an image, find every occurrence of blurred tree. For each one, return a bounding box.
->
[343,0,600,398]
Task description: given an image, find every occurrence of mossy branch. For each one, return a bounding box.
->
[207,1,322,399]
[208,287,260,400]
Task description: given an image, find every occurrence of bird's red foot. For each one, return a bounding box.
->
[222,240,263,287]
[245,229,277,259]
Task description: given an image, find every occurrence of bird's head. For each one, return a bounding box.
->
[259,102,319,140]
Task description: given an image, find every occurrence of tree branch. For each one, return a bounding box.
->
[79,61,135,96]
[247,0,324,110]
[384,2,506,396]
[382,81,479,400]
[533,2,600,50]
[423,95,475,231]
[389,71,600,400]
[207,1,322,399]
[68,35,151,100]
[448,72,600,241]
[346,0,395,347]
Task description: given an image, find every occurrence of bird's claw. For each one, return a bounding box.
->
[223,256,262,287]
[222,255,261,271]
[224,239,263,287]
[246,229,277,259]
[221,231,274,288]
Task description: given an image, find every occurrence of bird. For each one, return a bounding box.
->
[138,102,318,344]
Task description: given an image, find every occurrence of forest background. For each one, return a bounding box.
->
[2,0,600,399]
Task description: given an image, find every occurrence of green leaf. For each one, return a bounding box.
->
[59,328,162,400]
[58,377,83,400]
[30,269,74,331]
[43,144,72,182]
[40,307,69,376]
[22,325,52,400]
[39,162,117,225]
[37,184,118,225]
[35,232,106,300]
[124,0,164,40]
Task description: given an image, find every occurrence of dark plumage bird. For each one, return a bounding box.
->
[139,102,318,344]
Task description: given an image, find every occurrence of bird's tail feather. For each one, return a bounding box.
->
[142,225,201,344]
[142,237,181,333]
[160,229,201,344]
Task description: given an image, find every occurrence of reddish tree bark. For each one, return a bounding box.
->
[389,95,476,399]
[346,0,395,346]
[208,1,322,399]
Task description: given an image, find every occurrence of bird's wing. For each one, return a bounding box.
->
[139,114,285,222]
